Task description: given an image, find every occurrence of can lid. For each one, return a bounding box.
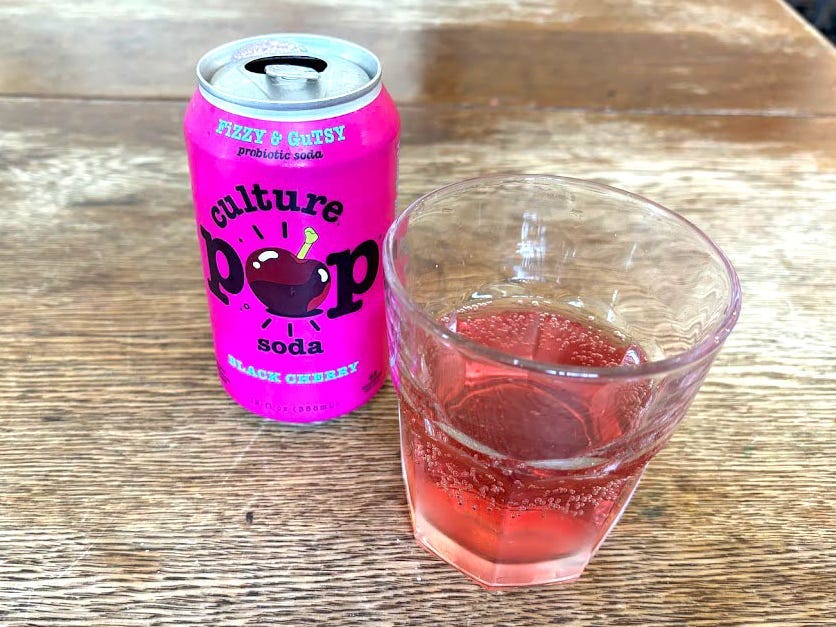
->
[197,34,381,111]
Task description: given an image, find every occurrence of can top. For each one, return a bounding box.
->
[197,34,382,111]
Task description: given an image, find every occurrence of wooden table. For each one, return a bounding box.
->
[1,1,834,623]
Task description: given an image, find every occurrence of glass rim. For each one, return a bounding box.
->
[383,174,742,381]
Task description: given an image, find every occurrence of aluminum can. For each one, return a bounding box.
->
[184,34,399,422]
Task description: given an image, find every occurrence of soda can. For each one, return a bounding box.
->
[184,34,400,422]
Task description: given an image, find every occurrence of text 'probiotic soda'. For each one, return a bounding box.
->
[184,34,399,422]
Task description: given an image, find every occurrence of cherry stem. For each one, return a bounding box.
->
[296,227,319,259]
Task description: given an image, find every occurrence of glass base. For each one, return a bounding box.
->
[407,469,646,590]
[412,510,591,591]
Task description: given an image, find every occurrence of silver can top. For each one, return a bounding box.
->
[197,34,381,111]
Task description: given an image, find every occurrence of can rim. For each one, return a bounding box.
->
[196,33,382,111]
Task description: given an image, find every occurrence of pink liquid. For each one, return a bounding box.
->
[399,303,653,588]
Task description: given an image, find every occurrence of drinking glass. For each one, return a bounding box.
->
[383,175,741,589]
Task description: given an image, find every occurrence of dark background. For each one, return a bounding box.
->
[787,0,836,40]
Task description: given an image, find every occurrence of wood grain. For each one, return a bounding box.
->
[0,93,834,624]
[0,0,834,113]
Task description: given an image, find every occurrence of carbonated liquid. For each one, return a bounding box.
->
[399,303,652,588]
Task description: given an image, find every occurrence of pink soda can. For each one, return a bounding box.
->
[184,34,400,422]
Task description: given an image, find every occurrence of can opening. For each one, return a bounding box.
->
[244,56,328,75]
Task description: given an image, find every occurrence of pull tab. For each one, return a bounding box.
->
[244,56,327,96]
[265,63,320,84]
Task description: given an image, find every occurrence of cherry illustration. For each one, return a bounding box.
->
[245,227,331,317]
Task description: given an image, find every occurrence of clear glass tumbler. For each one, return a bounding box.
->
[383,175,741,589]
